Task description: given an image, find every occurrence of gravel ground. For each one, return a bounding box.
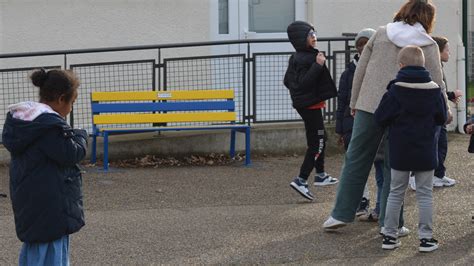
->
[0,133,473,265]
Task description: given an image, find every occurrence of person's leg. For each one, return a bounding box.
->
[329,111,383,223]
[373,160,384,214]
[433,126,456,187]
[19,235,69,266]
[434,126,447,179]
[296,108,319,180]
[382,169,409,238]
[414,170,434,239]
[290,108,318,200]
[379,132,405,228]
[313,109,326,174]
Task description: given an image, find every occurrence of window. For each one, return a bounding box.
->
[249,0,295,33]
[218,0,229,34]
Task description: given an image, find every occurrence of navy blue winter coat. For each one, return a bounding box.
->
[2,112,88,243]
[374,66,447,171]
[284,21,337,109]
[335,57,357,136]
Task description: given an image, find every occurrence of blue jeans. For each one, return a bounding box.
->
[434,126,447,178]
[331,111,385,222]
[19,235,69,266]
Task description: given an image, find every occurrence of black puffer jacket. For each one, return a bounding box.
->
[284,21,337,109]
[2,111,88,243]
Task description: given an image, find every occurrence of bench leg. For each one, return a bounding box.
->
[103,132,109,171]
[230,129,236,158]
[245,127,251,166]
[91,134,97,164]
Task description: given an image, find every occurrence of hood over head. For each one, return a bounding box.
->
[2,101,65,155]
[386,21,435,48]
[287,21,314,52]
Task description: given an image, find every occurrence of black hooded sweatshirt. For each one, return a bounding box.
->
[284,21,337,109]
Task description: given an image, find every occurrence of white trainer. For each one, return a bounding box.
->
[433,176,456,187]
[323,216,347,230]
[380,226,410,237]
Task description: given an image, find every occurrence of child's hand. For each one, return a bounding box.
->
[452,89,463,104]
[316,52,326,65]
[467,124,474,134]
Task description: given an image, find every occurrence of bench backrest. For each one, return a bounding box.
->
[91,89,237,129]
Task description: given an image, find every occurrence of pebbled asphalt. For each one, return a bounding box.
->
[0,133,473,265]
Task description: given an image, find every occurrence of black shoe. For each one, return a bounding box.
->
[356,197,369,217]
[419,238,438,252]
[382,235,401,250]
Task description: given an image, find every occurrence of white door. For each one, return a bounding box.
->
[239,0,306,122]
[212,0,307,122]
[238,0,306,44]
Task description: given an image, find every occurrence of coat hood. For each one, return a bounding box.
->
[386,21,435,48]
[2,102,66,155]
[287,21,314,52]
[389,66,440,115]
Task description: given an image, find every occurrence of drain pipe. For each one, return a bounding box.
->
[457,37,467,133]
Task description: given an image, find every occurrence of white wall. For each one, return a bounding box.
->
[0,0,213,69]
[0,0,211,53]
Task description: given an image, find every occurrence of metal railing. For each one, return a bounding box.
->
[0,37,355,137]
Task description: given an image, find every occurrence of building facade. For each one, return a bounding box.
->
[0,0,471,129]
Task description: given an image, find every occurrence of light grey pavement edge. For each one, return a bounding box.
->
[1,134,473,265]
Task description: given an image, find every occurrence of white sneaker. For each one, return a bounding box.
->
[380,226,410,237]
[323,216,347,230]
[409,175,416,191]
[314,174,339,186]
[398,226,410,237]
[433,176,456,187]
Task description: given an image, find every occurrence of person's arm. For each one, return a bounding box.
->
[350,30,376,110]
[374,91,399,127]
[283,55,294,89]
[336,70,350,135]
[39,126,88,166]
[424,44,452,123]
[434,92,448,126]
[295,59,323,90]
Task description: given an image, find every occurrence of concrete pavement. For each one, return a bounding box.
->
[0,134,473,264]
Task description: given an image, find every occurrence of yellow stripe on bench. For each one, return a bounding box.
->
[93,112,236,124]
[91,89,234,101]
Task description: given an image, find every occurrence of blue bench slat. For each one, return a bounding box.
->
[91,101,235,113]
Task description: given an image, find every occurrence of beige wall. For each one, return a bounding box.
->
[0,0,211,53]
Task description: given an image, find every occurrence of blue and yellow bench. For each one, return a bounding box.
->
[90,89,251,170]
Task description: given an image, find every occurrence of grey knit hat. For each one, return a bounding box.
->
[355,28,376,44]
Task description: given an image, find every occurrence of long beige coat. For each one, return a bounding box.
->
[350,26,447,114]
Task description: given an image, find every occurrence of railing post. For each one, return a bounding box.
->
[65,54,75,128]
[247,42,252,126]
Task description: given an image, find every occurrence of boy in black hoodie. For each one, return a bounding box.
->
[375,45,446,252]
[284,21,338,201]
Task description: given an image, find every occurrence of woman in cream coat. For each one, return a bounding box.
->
[324,0,450,230]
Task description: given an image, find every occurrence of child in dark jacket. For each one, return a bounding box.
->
[375,46,446,252]
[284,21,338,201]
[2,69,87,265]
